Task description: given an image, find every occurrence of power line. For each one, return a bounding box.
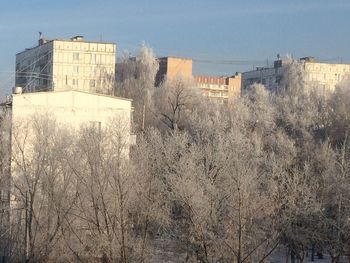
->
[193,58,266,66]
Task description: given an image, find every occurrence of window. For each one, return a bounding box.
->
[90,80,96,88]
[91,67,97,76]
[73,53,79,60]
[1,189,8,202]
[73,65,79,74]
[72,79,78,85]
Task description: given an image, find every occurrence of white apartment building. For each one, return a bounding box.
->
[9,89,134,196]
[15,35,116,95]
[242,57,350,92]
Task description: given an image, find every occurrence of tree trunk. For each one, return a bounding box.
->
[331,255,340,263]
[291,250,295,263]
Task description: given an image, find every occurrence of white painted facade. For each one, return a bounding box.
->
[11,90,134,160]
[12,90,131,128]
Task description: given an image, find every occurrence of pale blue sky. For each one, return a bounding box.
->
[0,0,349,96]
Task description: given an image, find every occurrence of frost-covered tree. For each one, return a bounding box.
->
[0,108,12,262]
[10,115,78,262]
[115,43,159,131]
[153,76,202,131]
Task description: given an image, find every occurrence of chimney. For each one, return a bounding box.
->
[71,35,84,41]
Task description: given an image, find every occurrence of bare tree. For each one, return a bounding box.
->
[10,115,78,262]
[0,106,12,262]
[56,119,168,263]
[154,76,201,131]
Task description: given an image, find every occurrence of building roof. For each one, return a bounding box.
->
[12,90,132,102]
[16,36,116,55]
[157,56,192,61]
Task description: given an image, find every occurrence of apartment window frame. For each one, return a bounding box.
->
[73,52,80,60]
[73,65,79,74]
[90,79,96,88]
[0,189,9,202]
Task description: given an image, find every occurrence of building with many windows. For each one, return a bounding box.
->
[194,73,241,103]
[242,57,350,92]
[15,35,116,95]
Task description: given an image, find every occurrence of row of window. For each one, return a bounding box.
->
[53,65,114,76]
[69,52,114,64]
[55,42,115,53]
[308,73,344,81]
[65,78,97,88]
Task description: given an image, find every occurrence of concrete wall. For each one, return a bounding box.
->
[12,90,131,130]
[11,90,133,163]
[156,57,193,85]
[166,57,192,79]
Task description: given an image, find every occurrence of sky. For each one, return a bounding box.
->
[0,0,349,97]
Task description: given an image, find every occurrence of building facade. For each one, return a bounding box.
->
[194,73,241,103]
[242,57,350,92]
[10,90,134,181]
[15,36,116,95]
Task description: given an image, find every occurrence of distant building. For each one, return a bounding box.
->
[242,57,350,92]
[15,35,116,95]
[155,56,193,85]
[194,73,241,104]
[155,56,241,102]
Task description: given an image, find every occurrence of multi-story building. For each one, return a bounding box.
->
[15,35,116,95]
[155,56,242,102]
[242,57,350,92]
[194,73,241,103]
[155,56,193,85]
